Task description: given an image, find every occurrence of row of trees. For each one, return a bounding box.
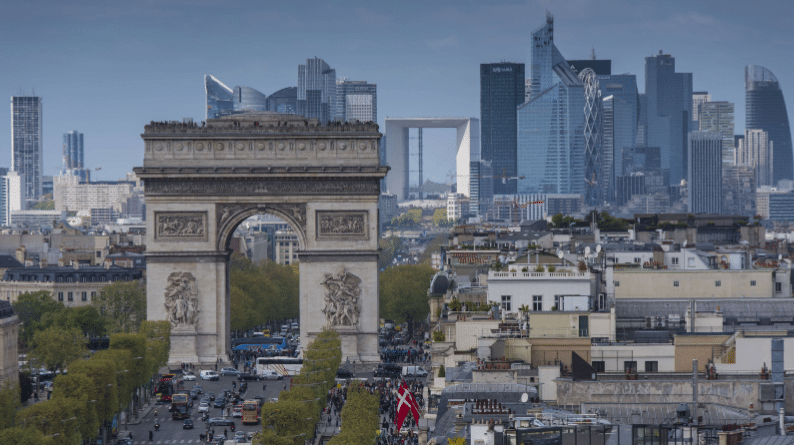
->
[230,255,299,332]
[13,281,147,351]
[327,385,379,444]
[380,264,435,338]
[254,328,342,445]
[0,322,170,445]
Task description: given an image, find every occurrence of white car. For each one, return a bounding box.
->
[232,405,243,418]
[200,370,219,381]
[183,373,196,381]
[197,402,210,413]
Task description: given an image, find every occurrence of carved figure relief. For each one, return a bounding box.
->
[316,211,368,239]
[321,266,361,327]
[155,212,207,240]
[164,271,200,328]
[146,178,380,196]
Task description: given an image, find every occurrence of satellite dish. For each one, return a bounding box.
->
[557,250,564,259]
[585,246,591,256]
[520,392,529,403]
[596,244,602,253]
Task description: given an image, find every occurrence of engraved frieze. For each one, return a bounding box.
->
[155,212,207,241]
[316,211,368,239]
[146,178,380,196]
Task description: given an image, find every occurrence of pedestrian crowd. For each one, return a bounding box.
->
[380,347,428,364]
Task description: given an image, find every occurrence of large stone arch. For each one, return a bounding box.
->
[134,112,387,365]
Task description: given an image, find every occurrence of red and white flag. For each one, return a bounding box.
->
[396,382,421,430]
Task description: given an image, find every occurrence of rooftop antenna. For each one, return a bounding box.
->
[591,47,596,60]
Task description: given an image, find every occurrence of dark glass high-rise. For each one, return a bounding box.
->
[745,65,793,183]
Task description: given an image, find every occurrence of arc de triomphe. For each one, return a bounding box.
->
[134,112,387,364]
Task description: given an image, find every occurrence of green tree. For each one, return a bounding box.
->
[432,208,453,226]
[229,256,299,332]
[380,264,435,339]
[0,426,55,445]
[11,291,63,345]
[418,234,448,266]
[328,385,379,445]
[38,305,107,338]
[29,326,87,372]
[67,359,118,424]
[139,321,170,377]
[51,372,99,439]
[110,333,148,388]
[378,236,404,270]
[16,398,81,445]
[260,400,313,444]
[0,381,21,429]
[92,280,146,333]
[92,349,134,411]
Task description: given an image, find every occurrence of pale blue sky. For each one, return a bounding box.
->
[0,0,791,183]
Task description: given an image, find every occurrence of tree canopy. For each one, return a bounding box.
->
[380,264,434,335]
[29,326,87,372]
[92,280,146,333]
[229,255,299,332]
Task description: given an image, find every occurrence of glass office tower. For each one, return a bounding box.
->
[267,87,297,115]
[480,62,525,195]
[698,101,735,164]
[336,79,377,123]
[687,131,722,213]
[205,75,234,119]
[297,58,336,123]
[517,13,585,195]
[11,95,43,208]
[603,95,635,202]
[580,68,603,205]
[62,130,86,182]
[232,86,268,112]
[644,52,693,185]
[745,65,793,183]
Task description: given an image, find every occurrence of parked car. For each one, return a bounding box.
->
[206,417,235,427]
[336,368,354,379]
[197,402,210,413]
[200,370,219,381]
[401,366,428,378]
[219,367,240,376]
[183,419,194,429]
[237,373,261,381]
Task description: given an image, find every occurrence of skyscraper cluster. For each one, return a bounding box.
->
[476,13,793,220]
[205,58,377,124]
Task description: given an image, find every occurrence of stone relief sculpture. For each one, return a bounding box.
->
[146,178,379,196]
[321,266,361,327]
[318,212,366,236]
[156,213,206,238]
[163,272,200,328]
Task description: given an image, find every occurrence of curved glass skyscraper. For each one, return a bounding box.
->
[580,68,603,205]
[745,65,793,183]
[205,75,234,119]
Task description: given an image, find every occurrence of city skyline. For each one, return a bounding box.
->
[0,0,792,182]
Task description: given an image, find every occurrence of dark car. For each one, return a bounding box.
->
[207,417,235,427]
[190,389,200,400]
[183,419,194,429]
[213,397,226,409]
[374,364,401,378]
[206,392,215,401]
[116,439,132,445]
[336,368,354,379]
[237,373,261,381]
[191,384,202,394]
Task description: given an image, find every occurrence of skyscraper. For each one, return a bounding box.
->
[517,13,585,195]
[62,130,86,182]
[698,101,735,164]
[267,87,297,114]
[745,65,793,183]
[205,75,234,119]
[687,131,722,213]
[11,95,43,208]
[644,52,693,185]
[0,171,22,226]
[480,62,525,194]
[297,58,336,123]
[737,129,774,188]
[335,79,377,123]
[603,95,635,202]
[692,92,711,127]
[580,68,603,205]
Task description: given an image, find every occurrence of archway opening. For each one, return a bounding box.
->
[226,213,303,365]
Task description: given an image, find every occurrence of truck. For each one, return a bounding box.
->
[171,393,190,420]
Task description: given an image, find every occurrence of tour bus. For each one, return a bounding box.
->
[255,357,303,377]
[241,399,260,425]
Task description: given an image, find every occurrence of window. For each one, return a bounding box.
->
[81,292,87,301]
[624,361,638,372]
[614,281,620,287]
[91,291,97,301]
[592,361,605,373]
[501,295,512,311]
[645,361,659,372]
[715,281,721,287]
[672,257,679,265]
[751,280,756,287]
[634,257,641,263]
[673,281,679,287]
[776,282,782,292]
[57,292,64,301]
[532,295,543,311]
[554,295,561,310]
[67,292,73,302]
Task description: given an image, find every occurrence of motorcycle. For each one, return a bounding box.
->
[230,424,235,432]
[154,422,160,431]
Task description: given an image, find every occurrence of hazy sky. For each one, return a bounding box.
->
[1,0,792,184]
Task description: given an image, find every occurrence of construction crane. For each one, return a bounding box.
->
[494,168,525,185]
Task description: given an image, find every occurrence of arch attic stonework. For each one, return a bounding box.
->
[134,112,387,365]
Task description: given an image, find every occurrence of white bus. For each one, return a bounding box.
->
[255,357,303,377]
